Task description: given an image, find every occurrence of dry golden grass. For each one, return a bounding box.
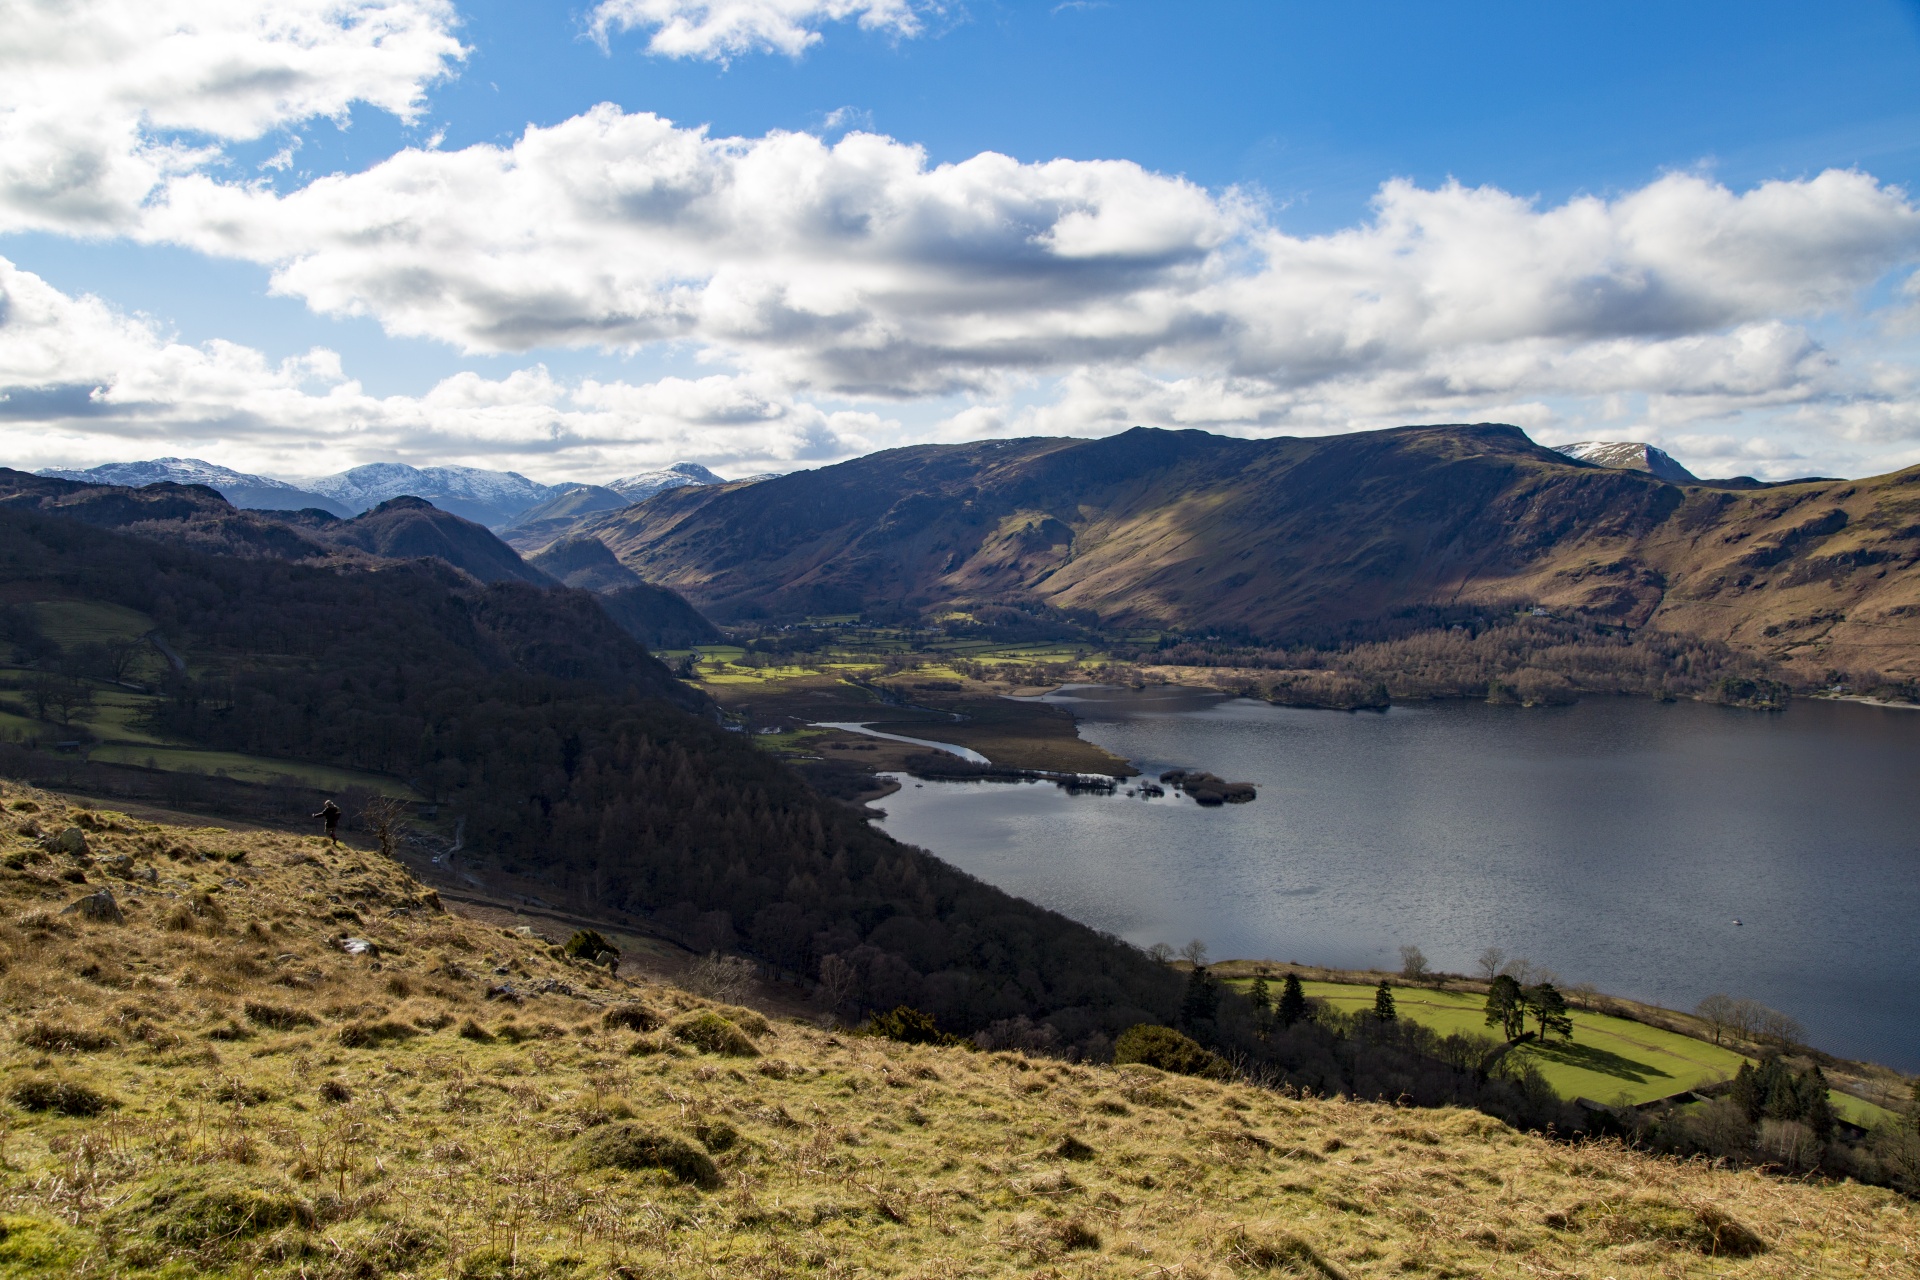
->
[0,781,1913,1279]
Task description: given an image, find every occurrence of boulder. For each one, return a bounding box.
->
[62,888,125,925]
[44,827,89,858]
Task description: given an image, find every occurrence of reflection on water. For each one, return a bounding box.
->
[875,689,1920,1070]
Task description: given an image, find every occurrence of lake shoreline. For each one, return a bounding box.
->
[875,691,1920,1072]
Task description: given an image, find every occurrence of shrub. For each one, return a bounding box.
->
[9,1077,116,1116]
[865,1005,965,1047]
[669,1011,759,1057]
[1113,1024,1231,1080]
[569,1124,720,1188]
[243,1001,317,1031]
[602,1003,660,1033]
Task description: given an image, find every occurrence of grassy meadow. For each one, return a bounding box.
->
[0,783,1915,1278]
[1228,977,1902,1130]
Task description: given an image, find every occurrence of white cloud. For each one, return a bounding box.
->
[142,116,1920,452]
[0,256,881,477]
[589,0,929,61]
[0,0,465,234]
[4,2,1920,481]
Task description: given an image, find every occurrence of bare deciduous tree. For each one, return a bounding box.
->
[683,951,755,1003]
[1696,993,1738,1045]
[814,953,857,1016]
[1398,945,1430,982]
[358,795,410,858]
[1179,939,1210,968]
[1147,942,1175,965]
[1476,947,1506,983]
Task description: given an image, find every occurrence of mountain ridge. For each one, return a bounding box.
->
[35,457,351,517]
[525,423,1920,680]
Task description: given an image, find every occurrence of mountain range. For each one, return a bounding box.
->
[501,423,1920,681]
[34,458,737,530]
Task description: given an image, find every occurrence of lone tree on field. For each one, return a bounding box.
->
[1398,945,1429,982]
[1524,982,1574,1041]
[1373,980,1397,1022]
[1277,972,1309,1027]
[1484,974,1527,1041]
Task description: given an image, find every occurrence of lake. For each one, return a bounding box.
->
[874,688,1920,1072]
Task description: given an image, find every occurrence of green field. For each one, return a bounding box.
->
[27,599,155,646]
[1253,980,1900,1123]
[85,744,417,796]
[1292,980,1748,1105]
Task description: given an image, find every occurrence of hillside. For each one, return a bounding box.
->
[293,496,555,586]
[0,493,1201,1050]
[0,470,556,589]
[521,425,1920,681]
[0,787,1913,1279]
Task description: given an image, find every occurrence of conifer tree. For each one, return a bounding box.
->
[1484,974,1527,1040]
[1179,964,1220,1030]
[1277,972,1308,1027]
[1524,982,1573,1041]
[1373,980,1396,1022]
[1249,974,1271,1015]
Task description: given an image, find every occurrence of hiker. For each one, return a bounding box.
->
[313,798,341,845]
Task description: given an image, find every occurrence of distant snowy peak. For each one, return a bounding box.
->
[304,463,554,510]
[39,457,300,492]
[606,461,728,501]
[299,463,559,527]
[35,457,350,516]
[1553,441,1698,484]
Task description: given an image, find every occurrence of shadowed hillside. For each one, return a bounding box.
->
[526,425,1920,680]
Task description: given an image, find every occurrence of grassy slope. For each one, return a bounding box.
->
[0,786,1915,1278]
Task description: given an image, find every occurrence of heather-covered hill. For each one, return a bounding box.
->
[541,425,1920,680]
[0,788,1913,1279]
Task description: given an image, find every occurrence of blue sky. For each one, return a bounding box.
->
[2,0,1918,482]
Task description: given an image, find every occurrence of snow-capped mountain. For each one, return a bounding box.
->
[298,463,559,528]
[1552,441,1698,484]
[35,457,349,516]
[606,461,728,502]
